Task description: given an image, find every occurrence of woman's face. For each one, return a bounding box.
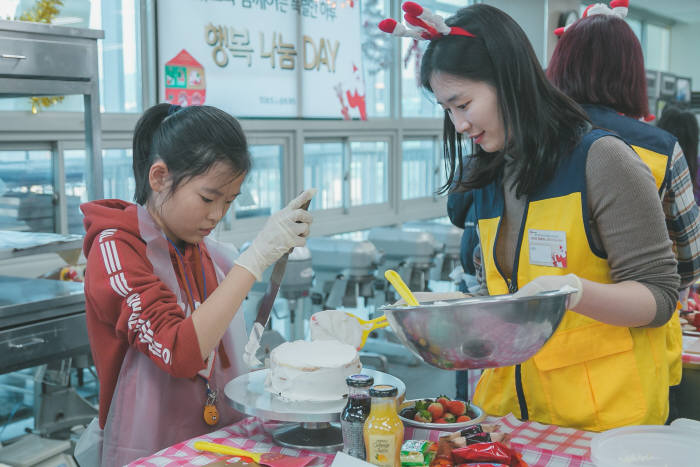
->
[430,72,505,153]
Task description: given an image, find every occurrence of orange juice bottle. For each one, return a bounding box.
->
[363,385,403,467]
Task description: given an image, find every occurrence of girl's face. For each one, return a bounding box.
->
[150,161,245,246]
[430,72,505,153]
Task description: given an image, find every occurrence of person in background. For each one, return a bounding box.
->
[547,3,700,423]
[381,1,679,431]
[657,106,700,205]
[76,103,316,466]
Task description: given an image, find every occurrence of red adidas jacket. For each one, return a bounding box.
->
[81,200,219,428]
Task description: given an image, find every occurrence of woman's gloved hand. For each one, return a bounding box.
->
[513,273,583,309]
[234,188,316,281]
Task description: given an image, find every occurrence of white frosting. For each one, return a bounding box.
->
[309,310,364,349]
[265,340,362,401]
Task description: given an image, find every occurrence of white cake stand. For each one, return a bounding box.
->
[224,368,405,452]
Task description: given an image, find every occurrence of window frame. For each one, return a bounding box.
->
[0,0,451,249]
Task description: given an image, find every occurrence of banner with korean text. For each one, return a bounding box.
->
[157,0,366,119]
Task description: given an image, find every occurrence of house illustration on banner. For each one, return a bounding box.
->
[165,49,206,106]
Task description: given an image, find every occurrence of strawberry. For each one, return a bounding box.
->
[434,417,447,423]
[427,402,444,419]
[442,413,456,423]
[414,410,432,423]
[456,415,471,423]
[436,395,451,411]
[447,400,467,416]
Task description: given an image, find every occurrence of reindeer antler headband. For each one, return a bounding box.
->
[554,0,629,36]
[378,1,476,41]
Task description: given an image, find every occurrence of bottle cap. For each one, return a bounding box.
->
[346,374,374,387]
[369,384,398,397]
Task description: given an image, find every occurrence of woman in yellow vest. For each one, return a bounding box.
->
[382,2,680,431]
[546,8,700,423]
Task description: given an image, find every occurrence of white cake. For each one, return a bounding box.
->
[265,340,362,401]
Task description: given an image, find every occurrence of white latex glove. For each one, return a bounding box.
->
[392,291,470,306]
[235,188,316,281]
[243,322,265,368]
[513,273,583,309]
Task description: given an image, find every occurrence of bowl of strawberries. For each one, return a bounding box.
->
[397,395,485,430]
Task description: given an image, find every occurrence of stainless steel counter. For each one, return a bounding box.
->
[0,275,86,374]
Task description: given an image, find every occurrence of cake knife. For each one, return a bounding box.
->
[243,199,311,367]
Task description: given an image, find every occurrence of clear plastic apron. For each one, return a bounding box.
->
[75,205,247,467]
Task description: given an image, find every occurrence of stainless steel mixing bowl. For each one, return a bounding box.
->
[379,290,574,370]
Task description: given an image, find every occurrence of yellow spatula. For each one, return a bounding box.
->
[193,441,316,467]
[384,269,420,306]
[309,309,389,350]
[352,313,390,349]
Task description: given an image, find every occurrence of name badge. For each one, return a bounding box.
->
[528,229,567,268]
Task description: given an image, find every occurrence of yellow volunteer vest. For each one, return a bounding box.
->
[583,104,682,386]
[472,129,670,432]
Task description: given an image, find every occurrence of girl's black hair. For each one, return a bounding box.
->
[657,106,699,193]
[420,4,591,197]
[132,103,251,204]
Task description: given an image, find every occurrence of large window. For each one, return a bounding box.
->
[103,149,135,202]
[350,141,388,206]
[304,141,345,211]
[225,144,283,226]
[361,0,391,118]
[402,139,439,199]
[0,0,142,113]
[0,149,54,232]
[1,0,452,241]
[645,23,670,71]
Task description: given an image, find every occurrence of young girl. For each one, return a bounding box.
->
[381,3,679,431]
[76,103,315,466]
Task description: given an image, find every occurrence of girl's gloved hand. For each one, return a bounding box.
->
[513,273,583,309]
[234,188,316,281]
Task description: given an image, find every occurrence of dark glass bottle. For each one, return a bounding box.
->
[340,374,374,459]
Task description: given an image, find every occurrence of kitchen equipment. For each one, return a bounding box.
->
[307,237,384,309]
[384,269,419,306]
[591,424,697,467]
[224,368,405,452]
[379,290,573,370]
[368,227,438,294]
[403,221,463,282]
[397,399,486,431]
[352,313,390,348]
[193,441,316,467]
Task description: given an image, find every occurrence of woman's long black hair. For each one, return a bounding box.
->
[132,104,251,204]
[420,4,590,197]
[657,106,699,193]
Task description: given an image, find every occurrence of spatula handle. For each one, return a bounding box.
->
[193,441,262,462]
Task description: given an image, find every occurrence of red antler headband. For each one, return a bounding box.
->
[554,0,629,36]
[378,1,475,41]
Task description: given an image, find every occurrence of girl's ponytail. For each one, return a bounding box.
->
[132,103,170,204]
[131,103,250,205]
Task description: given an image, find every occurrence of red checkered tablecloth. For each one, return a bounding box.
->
[131,414,595,467]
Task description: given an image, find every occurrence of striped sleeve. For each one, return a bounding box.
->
[90,229,205,377]
[663,142,700,289]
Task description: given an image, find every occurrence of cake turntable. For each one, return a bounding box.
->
[224,368,405,452]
